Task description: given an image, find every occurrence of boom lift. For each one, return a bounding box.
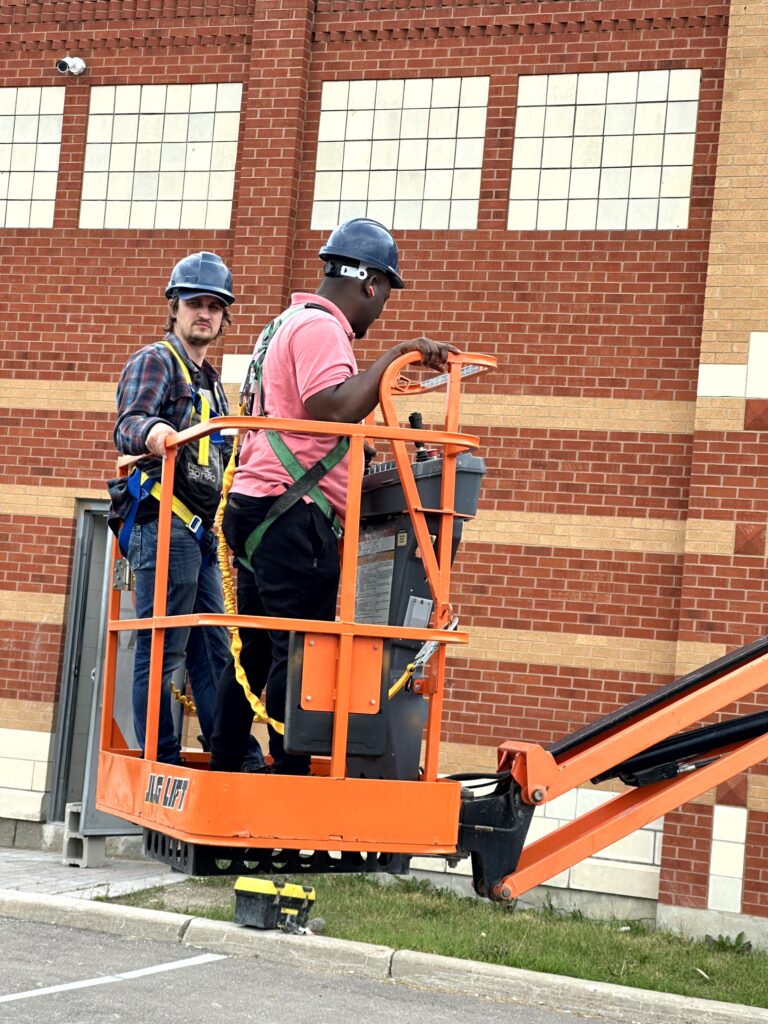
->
[96,351,768,901]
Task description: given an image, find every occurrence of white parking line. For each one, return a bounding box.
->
[0,952,226,1003]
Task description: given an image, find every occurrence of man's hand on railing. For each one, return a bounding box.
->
[145,423,176,459]
[396,337,460,373]
[364,440,378,467]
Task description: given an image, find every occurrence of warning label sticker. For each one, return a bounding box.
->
[355,527,396,624]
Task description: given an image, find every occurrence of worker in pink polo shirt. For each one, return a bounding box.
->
[209,218,457,775]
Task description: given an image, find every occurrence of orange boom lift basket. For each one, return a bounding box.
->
[97,351,768,899]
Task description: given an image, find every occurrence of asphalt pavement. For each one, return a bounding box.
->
[0,916,600,1024]
[0,847,765,1024]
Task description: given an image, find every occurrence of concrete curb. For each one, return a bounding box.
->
[390,949,768,1024]
[183,917,393,979]
[2,888,767,1024]
[0,889,191,943]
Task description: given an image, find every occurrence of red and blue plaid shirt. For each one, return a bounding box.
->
[112,333,230,527]
[114,332,228,455]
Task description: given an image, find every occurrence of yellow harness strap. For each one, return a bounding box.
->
[161,339,211,466]
[147,480,202,534]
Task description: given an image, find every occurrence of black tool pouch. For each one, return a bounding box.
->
[106,476,131,539]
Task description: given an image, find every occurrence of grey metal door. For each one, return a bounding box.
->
[50,503,139,834]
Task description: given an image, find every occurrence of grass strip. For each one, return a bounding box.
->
[109,873,768,1008]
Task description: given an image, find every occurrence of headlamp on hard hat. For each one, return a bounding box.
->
[323,261,373,283]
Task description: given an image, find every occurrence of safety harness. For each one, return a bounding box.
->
[219,304,453,738]
[217,302,352,735]
[116,339,224,559]
[237,303,349,565]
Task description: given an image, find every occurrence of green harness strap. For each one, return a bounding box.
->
[239,303,348,565]
[242,434,348,568]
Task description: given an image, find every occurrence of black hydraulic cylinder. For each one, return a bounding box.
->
[591,710,768,785]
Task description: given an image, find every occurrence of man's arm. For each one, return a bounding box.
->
[304,337,459,424]
[114,347,174,457]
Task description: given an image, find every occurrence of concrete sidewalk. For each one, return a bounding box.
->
[0,846,184,900]
[0,847,766,1024]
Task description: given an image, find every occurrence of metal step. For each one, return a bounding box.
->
[142,829,410,877]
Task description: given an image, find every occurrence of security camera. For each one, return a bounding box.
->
[55,56,87,76]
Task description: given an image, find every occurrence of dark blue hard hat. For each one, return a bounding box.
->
[165,251,235,306]
[319,218,405,289]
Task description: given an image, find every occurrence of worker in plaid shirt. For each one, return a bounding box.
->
[109,251,263,769]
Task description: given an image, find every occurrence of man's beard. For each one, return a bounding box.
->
[178,325,218,347]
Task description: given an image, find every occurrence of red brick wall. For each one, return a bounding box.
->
[7,0,764,914]
[0,0,727,729]
[287,0,731,768]
[658,803,714,908]
[1,9,252,710]
[743,809,768,918]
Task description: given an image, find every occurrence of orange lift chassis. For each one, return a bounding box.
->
[97,351,768,901]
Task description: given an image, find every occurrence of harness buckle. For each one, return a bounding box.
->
[187,515,203,534]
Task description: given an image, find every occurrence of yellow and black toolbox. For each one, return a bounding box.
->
[234,877,316,930]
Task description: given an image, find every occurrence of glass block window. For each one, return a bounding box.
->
[79,83,242,230]
[0,87,64,229]
[311,76,489,232]
[508,69,701,231]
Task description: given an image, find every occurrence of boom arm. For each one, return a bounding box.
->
[459,637,768,899]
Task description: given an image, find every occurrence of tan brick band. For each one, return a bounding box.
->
[0,483,738,560]
[693,398,746,432]
[3,378,700,436]
[691,789,717,807]
[674,642,729,677]
[466,511,737,558]
[438,741,498,775]
[228,386,696,435]
[0,485,104,519]
[749,774,768,813]
[0,380,115,413]
[437,740,722,810]
[385,393,695,434]
[456,626,724,678]
[682,518,736,557]
[235,389,738,434]
[0,697,55,732]
[0,580,724,676]
[0,590,66,625]
[1,481,737,564]
[222,383,240,410]
[465,511,689,554]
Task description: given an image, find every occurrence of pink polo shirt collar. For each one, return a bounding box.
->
[290,292,354,342]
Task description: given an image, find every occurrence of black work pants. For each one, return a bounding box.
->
[209,493,340,774]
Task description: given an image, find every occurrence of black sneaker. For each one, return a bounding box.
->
[271,761,311,777]
[240,761,273,774]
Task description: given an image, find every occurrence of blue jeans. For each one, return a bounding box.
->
[128,517,264,767]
